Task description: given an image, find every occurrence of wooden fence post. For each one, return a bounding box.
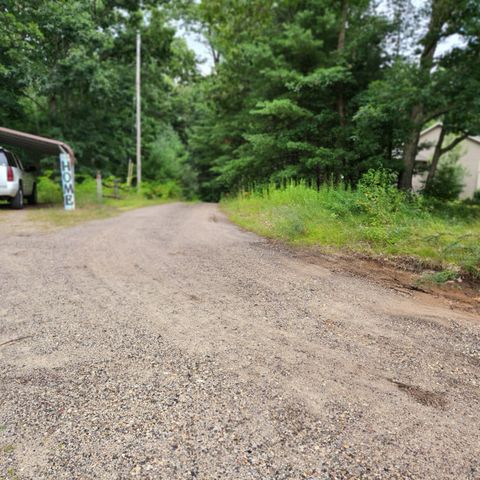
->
[114,177,119,199]
[127,159,134,188]
[96,170,103,201]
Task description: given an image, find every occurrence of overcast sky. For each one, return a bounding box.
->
[177,26,213,75]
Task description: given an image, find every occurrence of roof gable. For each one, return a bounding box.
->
[420,122,480,146]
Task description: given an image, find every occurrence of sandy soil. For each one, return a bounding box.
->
[0,203,479,479]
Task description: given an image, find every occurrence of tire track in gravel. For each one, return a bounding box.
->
[0,202,479,479]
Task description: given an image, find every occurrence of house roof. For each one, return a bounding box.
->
[0,127,76,163]
[420,122,480,146]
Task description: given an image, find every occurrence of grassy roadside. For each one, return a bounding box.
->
[27,197,171,229]
[25,176,180,229]
[221,179,480,283]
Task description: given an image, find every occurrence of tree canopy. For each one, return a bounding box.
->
[1,0,479,199]
[0,0,196,179]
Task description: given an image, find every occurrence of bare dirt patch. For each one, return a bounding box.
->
[276,242,480,315]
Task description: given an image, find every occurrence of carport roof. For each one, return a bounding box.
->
[0,127,75,163]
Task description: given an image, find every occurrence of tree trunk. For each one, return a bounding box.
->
[387,126,393,163]
[399,0,446,190]
[47,95,57,129]
[207,27,220,67]
[425,129,469,189]
[425,124,446,188]
[337,0,347,52]
[336,0,348,128]
[399,104,423,190]
[335,0,348,176]
[210,44,220,66]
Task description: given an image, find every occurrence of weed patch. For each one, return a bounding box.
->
[222,176,480,280]
[30,174,182,228]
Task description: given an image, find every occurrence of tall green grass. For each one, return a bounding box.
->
[37,171,182,207]
[32,172,182,228]
[222,172,480,280]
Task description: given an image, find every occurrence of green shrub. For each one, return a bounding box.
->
[420,270,459,284]
[473,190,480,204]
[75,176,98,205]
[423,149,465,201]
[37,171,63,204]
[140,180,182,199]
[355,169,408,223]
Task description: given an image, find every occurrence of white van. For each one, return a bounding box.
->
[0,147,37,209]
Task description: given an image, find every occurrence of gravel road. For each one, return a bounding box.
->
[1,203,479,479]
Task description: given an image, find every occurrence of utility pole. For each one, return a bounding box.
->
[135,20,142,192]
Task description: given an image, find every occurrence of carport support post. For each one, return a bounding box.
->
[59,152,75,211]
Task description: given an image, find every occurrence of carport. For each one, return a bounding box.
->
[0,127,76,210]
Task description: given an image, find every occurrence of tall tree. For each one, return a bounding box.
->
[187,0,392,197]
[0,0,197,179]
[398,0,480,189]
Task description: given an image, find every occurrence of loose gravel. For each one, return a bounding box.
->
[0,203,479,479]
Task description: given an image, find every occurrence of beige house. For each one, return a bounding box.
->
[413,123,480,199]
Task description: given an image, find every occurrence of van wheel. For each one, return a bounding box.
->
[28,183,37,205]
[11,185,24,209]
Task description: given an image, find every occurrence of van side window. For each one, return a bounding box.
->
[5,152,18,168]
[14,154,23,170]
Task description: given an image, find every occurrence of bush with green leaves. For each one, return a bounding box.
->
[140,180,182,200]
[37,171,63,204]
[355,169,408,223]
[145,126,198,199]
[423,149,465,201]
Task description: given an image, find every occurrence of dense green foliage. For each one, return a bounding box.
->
[184,0,480,199]
[0,0,197,186]
[1,0,480,201]
[37,172,181,206]
[422,148,466,201]
[223,177,480,279]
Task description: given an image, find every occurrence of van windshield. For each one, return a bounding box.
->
[0,152,8,167]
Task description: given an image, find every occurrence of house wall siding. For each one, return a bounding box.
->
[414,125,480,199]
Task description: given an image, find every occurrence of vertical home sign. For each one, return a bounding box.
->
[59,152,75,211]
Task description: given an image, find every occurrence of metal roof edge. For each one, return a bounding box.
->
[0,127,76,163]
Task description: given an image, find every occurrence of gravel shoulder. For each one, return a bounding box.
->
[1,203,479,479]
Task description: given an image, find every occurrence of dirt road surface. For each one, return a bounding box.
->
[1,203,479,479]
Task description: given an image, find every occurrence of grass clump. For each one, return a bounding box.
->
[222,170,480,280]
[2,444,15,454]
[29,172,181,228]
[419,270,459,285]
